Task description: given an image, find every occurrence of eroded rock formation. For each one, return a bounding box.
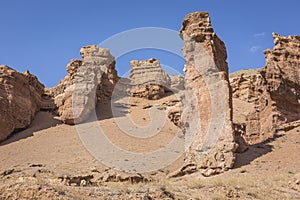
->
[263,33,300,127]
[178,12,236,176]
[130,58,170,100]
[49,45,118,124]
[170,75,185,90]
[1,10,299,182]
[162,93,184,127]
[231,33,300,144]
[230,69,272,144]
[0,65,44,141]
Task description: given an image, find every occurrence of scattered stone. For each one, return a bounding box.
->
[58,174,93,186]
[29,164,45,168]
[289,173,300,191]
[1,169,15,177]
[143,104,153,109]
[165,103,182,127]
[96,169,151,184]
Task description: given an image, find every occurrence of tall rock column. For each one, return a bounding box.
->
[179,12,236,176]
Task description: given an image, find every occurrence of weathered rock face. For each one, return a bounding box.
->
[162,92,184,127]
[47,59,83,98]
[50,45,118,124]
[230,33,300,144]
[179,12,236,176]
[263,33,300,125]
[130,58,170,100]
[0,65,44,141]
[80,45,118,101]
[131,84,165,100]
[170,75,185,90]
[230,69,270,144]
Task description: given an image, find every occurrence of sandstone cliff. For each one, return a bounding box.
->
[263,33,300,126]
[0,65,44,141]
[231,33,300,144]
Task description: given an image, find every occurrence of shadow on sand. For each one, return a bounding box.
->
[233,134,284,169]
[0,111,61,146]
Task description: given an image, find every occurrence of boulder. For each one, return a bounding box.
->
[233,123,249,153]
[289,173,300,192]
[0,65,44,141]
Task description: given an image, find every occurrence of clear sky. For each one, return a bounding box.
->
[1,0,299,87]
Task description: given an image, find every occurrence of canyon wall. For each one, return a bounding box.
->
[231,33,300,144]
[0,65,44,141]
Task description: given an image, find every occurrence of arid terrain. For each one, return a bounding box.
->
[0,98,299,199]
[0,11,299,200]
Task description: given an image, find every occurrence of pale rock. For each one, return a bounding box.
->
[48,45,118,124]
[178,12,236,176]
[130,58,171,100]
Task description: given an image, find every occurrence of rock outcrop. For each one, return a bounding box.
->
[230,33,300,144]
[263,33,300,128]
[170,75,185,90]
[49,45,118,124]
[0,65,44,141]
[130,58,170,100]
[178,12,236,176]
[230,69,268,144]
[162,92,184,127]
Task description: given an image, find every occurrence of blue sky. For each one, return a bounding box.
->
[0,0,299,87]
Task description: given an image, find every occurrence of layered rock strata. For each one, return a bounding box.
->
[263,33,300,128]
[231,33,300,144]
[130,58,170,100]
[178,12,236,176]
[49,45,118,124]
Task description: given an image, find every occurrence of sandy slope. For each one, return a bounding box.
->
[0,95,299,199]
